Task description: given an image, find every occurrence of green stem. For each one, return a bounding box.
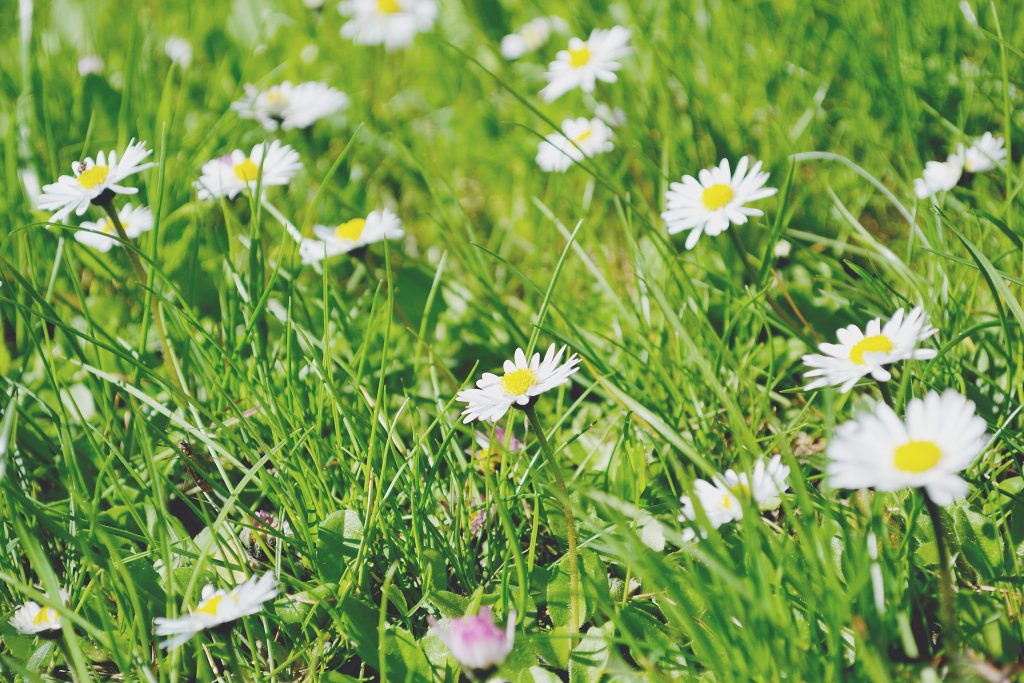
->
[99,200,185,395]
[922,491,959,653]
[524,405,579,644]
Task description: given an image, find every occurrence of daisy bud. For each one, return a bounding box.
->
[428,607,516,677]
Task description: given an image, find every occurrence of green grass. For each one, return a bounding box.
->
[2,0,1024,680]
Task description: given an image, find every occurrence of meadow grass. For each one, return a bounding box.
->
[1,0,1024,680]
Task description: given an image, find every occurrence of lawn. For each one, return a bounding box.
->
[1,0,1023,680]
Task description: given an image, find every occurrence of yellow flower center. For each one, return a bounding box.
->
[893,440,942,473]
[378,0,401,13]
[266,89,287,106]
[98,218,114,234]
[574,129,593,144]
[194,594,224,618]
[234,158,260,182]
[500,368,538,396]
[568,44,591,68]
[701,183,734,211]
[33,606,57,627]
[721,494,734,510]
[77,165,110,190]
[336,218,367,242]
[849,335,893,365]
[730,483,751,499]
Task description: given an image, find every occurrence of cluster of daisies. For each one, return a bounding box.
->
[913,131,1006,199]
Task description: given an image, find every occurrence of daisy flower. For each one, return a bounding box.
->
[164,37,193,68]
[195,141,302,201]
[500,16,568,60]
[38,139,155,222]
[428,607,516,676]
[456,345,581,423]
[338,0,438,51]
[678,455,790,539]
[535,117,614,172]
[827,390,987,505]
[77,55,104,76]
[913,155,963,199]
[232,81,350,131]
[962,132,1006,173]
[299,208,404,264]
[661,156,777,249]
[540,26,632,102]
[802,306,938,393]
[9,592,67,635]
[74,203,154,253]
[154,572,278,651]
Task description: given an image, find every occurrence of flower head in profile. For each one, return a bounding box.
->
[38,139,154,222]
[299,208,404,264]
[827,390,987,505]
[74,203,154,253]
[154,572,278,651]
[802,307,938,393]
[232,82,349,131]
[962,132,1006,173]
[428,607,516,676]
[195,141,302,201]
[500,16,567,60]
[540,26,632,102]
[678,456,790,540]
[9,590,68,635]
[338,0,438,51]
[456,345,580,423]
[913,155,963,199]
[662,156,777,249]
[536,117,614,172]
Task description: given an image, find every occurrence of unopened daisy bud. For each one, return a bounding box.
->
[428,607,516,676]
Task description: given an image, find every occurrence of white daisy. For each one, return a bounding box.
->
[338,0,438,51]
[535,117,614,172]
[38,139,155,222]
[962,132,1006,173]
[232,81,350,131]
[164,37,193,68]
[500,16,567,60]
[9,593,66,635]
[678,455,790,539]
[74,203,154,253]
[456,344,581,423]
[195,141,302,201]
[827,390,988,505]
[913,154,963,199]
[154,572,278,651]
[802,307,938,393]
[299,208,404,264]
[661,156,777,249]
[540,26,632,102]
[77,55,104,76]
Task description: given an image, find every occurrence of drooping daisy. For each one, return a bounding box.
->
[338,0,438,51]
[38,139,155,222]
[535,117,614,172]
[678,455,790,539]
[456,345,581,423]
[802,307,938,393]
[232,82,350,131]
[9,592,67,635]
[661,156,777,249]
[74,203,154,253]
[500,16,568,60]
[154,572,278,651]
[428,607,516,676]
[540,26,632,102]
[195,141,302,201]
[164,37,193,68]
[913,155,963,199]
[962,132,1006,173]
[299,208,404,264]
[827,390,987,505]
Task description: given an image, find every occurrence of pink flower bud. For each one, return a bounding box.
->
[428,606,516,675]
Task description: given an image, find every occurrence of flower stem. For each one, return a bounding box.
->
[922,491,959,653]
[99,200,184,395]
[524,405,579,644]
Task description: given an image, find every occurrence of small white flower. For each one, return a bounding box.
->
[38,139,155,222]
[802,307,938,393]
[962,132,1006,173]
[338,0,438,51]
[827,390,987,505]
[77,55,104,76]
[428,607,516,674]
[535,117,614,172]
[195,141,302,200]
[232,81,349,131]
[593,102,627,127]
[456,345,581,423]
[500,16,567,60]
[74,203,154,253]
[164,37,193,68]
[540,26,632,102]
[678,455,790,539]
[661,156,777,249]
[300,208,404,264]
[913,154,963,199]
[154,572,278,651]
[9,593,66,635]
